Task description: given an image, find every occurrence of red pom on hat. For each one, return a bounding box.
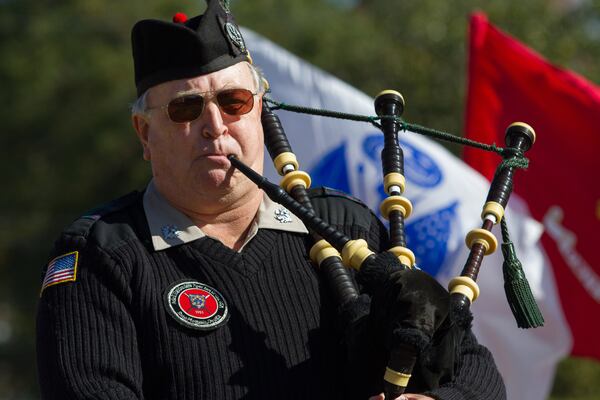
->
[172,12,188,23]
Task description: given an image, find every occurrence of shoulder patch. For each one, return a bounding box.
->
[41,251,79,294]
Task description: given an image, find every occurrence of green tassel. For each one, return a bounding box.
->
[501,219,544,329]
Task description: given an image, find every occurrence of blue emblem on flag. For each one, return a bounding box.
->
[406,202,458,276]
[309,133,458,278]
[362,134,443,188]
[41,251,79,293]
[308,143,351,193]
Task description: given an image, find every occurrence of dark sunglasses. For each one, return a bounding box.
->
[148,88,257,123]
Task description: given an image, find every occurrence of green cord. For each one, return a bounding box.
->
[264,97,507,156]
[265,97,379,124]
[402,121,503,154]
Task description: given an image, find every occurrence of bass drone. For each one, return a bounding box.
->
[229,89,544,398]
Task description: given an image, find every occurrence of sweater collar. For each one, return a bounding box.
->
[143,180,308,251]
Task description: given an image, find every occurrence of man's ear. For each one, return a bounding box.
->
[132,114,151,161]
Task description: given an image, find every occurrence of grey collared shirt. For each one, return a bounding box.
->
[143,180,308,252]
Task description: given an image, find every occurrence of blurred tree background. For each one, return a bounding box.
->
[1,0,599,398]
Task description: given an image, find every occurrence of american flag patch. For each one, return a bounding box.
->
[41,251,79,293]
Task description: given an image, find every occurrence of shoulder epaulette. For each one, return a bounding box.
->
[307,187,370,209]
[62,191,142,239]
[306,186,377,230]
[42,191,142,295]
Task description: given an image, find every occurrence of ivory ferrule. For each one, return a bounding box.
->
[388,246,415,268]
[465,228,498,255]
[273,152,299,176]
[380,196,413,220]
[309,239,341,266]
[280,170,311,192]
[448,276,480,303]
[342,239,374,270]
[384,172,406,195]
[481,201,504,225]
[383,367,411,387]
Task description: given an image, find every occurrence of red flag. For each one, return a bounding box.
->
[464,12,600,360]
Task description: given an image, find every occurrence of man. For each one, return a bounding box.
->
[36,1,505,399]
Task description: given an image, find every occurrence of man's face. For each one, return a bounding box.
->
[133,63,264,204]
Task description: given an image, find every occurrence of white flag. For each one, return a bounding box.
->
[243,28,571,400]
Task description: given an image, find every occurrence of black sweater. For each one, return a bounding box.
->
[36,189,505,400]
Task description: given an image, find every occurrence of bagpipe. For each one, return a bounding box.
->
[228,88,544,398]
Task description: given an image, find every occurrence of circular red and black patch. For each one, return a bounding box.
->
[165,280,229,330]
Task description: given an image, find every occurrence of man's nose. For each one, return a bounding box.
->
[199,101,226,139]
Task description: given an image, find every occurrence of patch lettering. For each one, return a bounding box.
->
[165,280,229,330]
[41,251,79,294]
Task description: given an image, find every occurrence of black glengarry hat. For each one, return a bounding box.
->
[132,0,250,97]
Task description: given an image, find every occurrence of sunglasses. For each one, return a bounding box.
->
[147,88,257,123]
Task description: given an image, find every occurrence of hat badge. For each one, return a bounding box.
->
[219,0,231,13]
[225,22,246,52]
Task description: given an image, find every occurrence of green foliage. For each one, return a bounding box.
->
[2,0,600,398]
[550,357,600,400]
